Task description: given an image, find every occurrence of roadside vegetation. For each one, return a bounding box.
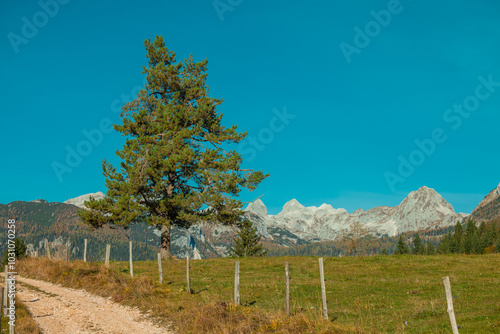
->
[0,293,43,334]
[1,238,42,333]
[17,254,500,333]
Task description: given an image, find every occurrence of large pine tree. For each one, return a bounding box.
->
[78,36,268,259]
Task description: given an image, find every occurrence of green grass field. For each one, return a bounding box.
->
[19,254,500,333]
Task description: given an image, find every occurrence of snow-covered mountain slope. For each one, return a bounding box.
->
[64,192,105,209]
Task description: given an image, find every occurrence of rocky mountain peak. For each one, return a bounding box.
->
[64,192,105,209]
[245,199,268,217]
[317,203,335,212]
[408,186,437,198]
[377,186,459,234]
[280,199,305,215]
[403,186,451,208]
[30,199,48,204]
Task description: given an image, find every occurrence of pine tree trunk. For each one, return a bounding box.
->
[160,224,172,259]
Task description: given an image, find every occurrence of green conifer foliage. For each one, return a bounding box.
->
[78,36,268,259]
[487,222,498,247]
[472,231,482,254]
[449,237,458,253]
[2,237,27,266]
[478,221,486,236]
[459,237,466,254]
[437,232,452,254]
[454,221,463,244]
[412,234,422,255]
[426,243,435,255]
[418,243,426,255]
[464,219,477,254]
[228,219,267,257]
[395,235,410,255]
[450,221,463,253]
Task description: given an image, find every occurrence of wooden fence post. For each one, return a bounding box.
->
[443,276,459,334]
[84,239,88,263]
[157,253,163,284]
[319,258,328,320]
[3,267,8,317]
[66,245,69,261]
[234,261,240,305]
[285,262,290,315]
[9,306,14,334]
[129,241,134,278]
[186,255,191,294]
[105,244,111,268]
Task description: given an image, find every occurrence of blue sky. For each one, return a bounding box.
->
[1,0,499,214]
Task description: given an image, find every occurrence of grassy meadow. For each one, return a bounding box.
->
[17,254,500,333]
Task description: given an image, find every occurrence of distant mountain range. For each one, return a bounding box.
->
[1,183,499,260]
[246,186,468,242]
[181,186,470,257]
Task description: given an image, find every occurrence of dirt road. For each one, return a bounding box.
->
[13,275,172,334]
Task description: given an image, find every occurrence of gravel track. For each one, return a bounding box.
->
[13,275,172,334]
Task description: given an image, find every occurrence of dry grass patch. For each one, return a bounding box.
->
[0,296,43,334]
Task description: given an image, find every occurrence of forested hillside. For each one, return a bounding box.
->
[471,196,500,222]
[0,200,160,261]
